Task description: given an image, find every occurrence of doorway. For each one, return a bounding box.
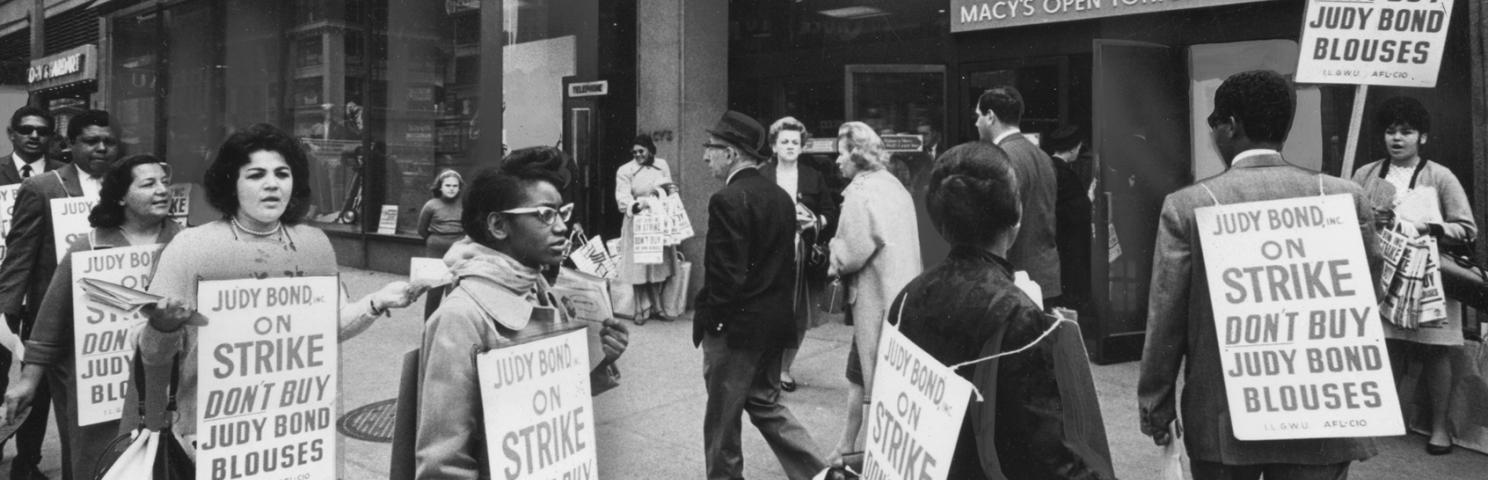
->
[1089,39,1192,364]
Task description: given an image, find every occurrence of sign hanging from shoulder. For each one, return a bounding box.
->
[1295,0,1455,88]
[863,327,974,480]
[1196,194,1402,440]
[950,0,1271,33]
[478,328,598,479]
[195,276,340,480]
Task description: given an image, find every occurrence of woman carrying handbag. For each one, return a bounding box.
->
[93,352,192,480]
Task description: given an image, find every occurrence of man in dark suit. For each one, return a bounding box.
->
[975,86,1061,300]
[0,105,64,479]
[695,111,825,480]
[1138,71,1379,479]
[0,109,118,479]
[4,106,63,185]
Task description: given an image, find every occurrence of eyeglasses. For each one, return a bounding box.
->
[501,203,574,226]
[13,126,52,136]
[632,149,649,156]
[702,142,730,151]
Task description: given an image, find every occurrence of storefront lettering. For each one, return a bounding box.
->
[28,53,84,84]
[952,0,1269,32]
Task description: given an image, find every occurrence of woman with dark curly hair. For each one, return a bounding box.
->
[128,124,426,450]
[885,141,1112,478]
[2,154,181,479]
[414,147,628,478]
[1351,96,1476,455]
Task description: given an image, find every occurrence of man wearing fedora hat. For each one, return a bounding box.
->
[695,110,826,480]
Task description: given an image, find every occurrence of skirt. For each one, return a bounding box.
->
[1384,298,1465,346]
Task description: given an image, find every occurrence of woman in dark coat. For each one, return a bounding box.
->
[884,141,1113,479]
[760,116,838,391]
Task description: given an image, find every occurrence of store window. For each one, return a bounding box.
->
[107,0,588,237]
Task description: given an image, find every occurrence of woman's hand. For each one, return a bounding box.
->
[795,208,818,231]
[1373,207,1395,230]
[140,297,207,333]
[371,281,428,313]
[2,372,40,425]
[599,318,630,364]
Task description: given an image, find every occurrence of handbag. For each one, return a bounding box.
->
[94,351,192,480]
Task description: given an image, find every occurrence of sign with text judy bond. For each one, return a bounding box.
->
[51,197,97,260]
[195,276,338,480]
[71,244,162,426]
[863,327,974,480]
[1296,0,1455,87]
[1196,194,1402,440]
[478,327,597,480]
[0,184,19,262]
[950,0,1271,33]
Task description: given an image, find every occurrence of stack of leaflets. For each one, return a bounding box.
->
[78,277,162,312]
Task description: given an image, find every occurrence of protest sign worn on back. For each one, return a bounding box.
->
[1197,194,1402,440]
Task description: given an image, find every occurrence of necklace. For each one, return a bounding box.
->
[231,217,283,237]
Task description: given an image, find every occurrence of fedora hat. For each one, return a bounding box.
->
[706,111,768,161]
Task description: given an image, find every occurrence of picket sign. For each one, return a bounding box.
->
[71,244,163,426]
[1196,194,1402,440]
[477,327,598,479]
[1295,0,1456,174]
[51,197,96,260]
[195,276,339,480]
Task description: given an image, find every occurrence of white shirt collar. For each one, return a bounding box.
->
[1231,149,1280,167]
[77,166,102,199]
[992,128,1023,145]
[10,153,43,177]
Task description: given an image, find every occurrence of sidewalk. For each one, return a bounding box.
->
[11,267,1488,479]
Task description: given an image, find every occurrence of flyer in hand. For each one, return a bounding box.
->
[78,277,164,312]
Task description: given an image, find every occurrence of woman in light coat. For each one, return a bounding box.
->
[826,121,922,462]
[615,134,676,324]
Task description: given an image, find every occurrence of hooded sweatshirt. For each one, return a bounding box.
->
[414,238,619,479]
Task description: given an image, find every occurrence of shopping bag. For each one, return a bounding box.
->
[663,192,694,244]
[93,352,192,480]
[1159,422,1186,480]
[609,277,636,320]
[660,252,692,317]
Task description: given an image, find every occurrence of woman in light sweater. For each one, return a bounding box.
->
[1350,97,1476,455]
[826,121,923,462]
[131,124,425,449]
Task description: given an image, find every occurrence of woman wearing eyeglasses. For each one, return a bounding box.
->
[127,124,427,450]
[415,147,628,478]
[615,134,676,324]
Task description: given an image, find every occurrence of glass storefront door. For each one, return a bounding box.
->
[1090,39,1192,363]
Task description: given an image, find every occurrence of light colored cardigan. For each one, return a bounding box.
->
[1350,159,1477,245]
[830,169,923,390]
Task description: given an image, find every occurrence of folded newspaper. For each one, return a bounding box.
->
[78,277,163,312]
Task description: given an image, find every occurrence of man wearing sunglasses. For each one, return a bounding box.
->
[0,109,119,479]
[696,110,826,480]
[0,106,65,478]
[4,106,63,185]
